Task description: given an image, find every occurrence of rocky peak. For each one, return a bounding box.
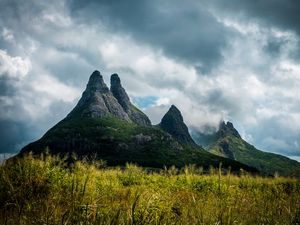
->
[110,73,131,111]
[218,121,241,138]
[67,70,130,121]
[159,105,197,147]
[110,73,151,126]
[110,73,121,86]
[86,70,109,93]
[167,105,184,121]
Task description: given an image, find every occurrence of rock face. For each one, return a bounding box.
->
[110,73,151,126]
[159,105,197,147]
[68,71,131,121]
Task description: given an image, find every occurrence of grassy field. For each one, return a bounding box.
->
[0,154,299,225]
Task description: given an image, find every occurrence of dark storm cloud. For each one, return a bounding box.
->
[69,0,235,73]
[0,76,17,96]
[205,0,300,61]
[206,0,300,35]
[0,0,299,161]
[0,119,33,153]
[248,116,300,157]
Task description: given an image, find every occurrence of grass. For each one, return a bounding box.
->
[1,154,299,225]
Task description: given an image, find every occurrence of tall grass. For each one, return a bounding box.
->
[0,154,299,225]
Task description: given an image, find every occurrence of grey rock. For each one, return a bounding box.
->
[110,73,151,126]
[68,71,131,121]
[134,133,152,144]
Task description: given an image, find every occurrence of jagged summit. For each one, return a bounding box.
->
[67,71,130,121]
[110,73,151,126]
[160,105,197,147]
[218,121,241,138]
[110,73,131,112]
[111,73,121,86]
[86,70,109,92]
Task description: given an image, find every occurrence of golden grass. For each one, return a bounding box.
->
[0,154,299,224]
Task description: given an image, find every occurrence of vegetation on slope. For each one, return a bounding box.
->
[1,155,299,225]
[209,134,300,177]
[191,122,300,177]
[20,116,257,172]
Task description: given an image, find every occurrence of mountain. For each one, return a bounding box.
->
[159,105,198,147]
[191,121,300,177]
[18,70,257,172]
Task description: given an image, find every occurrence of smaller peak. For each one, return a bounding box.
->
[218,120,240,138]
[166,105,183,120]
[170,104,178,110]
[160,104,196,146]
[219,120,226,129]
[111,73,121,87]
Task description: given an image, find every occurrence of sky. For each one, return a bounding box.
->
[0,0,300,161]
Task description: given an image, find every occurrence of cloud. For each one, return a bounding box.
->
[205,0,300,36]
[0,0,299,160]
[69,0,236,74]
[0,49,31,79]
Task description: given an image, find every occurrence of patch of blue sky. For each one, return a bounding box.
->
[131,96,158,109]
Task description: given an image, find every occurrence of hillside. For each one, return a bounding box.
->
[191,121,300,177]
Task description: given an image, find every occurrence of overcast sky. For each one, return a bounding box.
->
[0,0,299,161]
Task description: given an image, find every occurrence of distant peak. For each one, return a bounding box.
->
[87,70,109,92]
[219,120,241,138]
[226,121,234,128]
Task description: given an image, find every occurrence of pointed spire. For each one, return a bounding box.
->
[86,70,109,93]
[168,105,184,122]
[110,73,131,111]
[160,105,197,146]
[111,73,121,87]
[110,73,151,126]
[67,70,131,121]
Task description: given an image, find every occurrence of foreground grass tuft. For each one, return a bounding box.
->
[1,154,299,224]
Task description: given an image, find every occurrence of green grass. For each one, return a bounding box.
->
[1,154,299,225]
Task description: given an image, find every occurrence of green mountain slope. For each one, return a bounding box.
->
[18,71,257,173]
[191,121,300,177]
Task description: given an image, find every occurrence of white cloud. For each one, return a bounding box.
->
[0,49,31,79]
[1,27,14,43]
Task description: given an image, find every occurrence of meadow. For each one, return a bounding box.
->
[0,154,299,225]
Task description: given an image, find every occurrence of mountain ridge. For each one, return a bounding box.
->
[191,121,300,177]
[18,70,257,173]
